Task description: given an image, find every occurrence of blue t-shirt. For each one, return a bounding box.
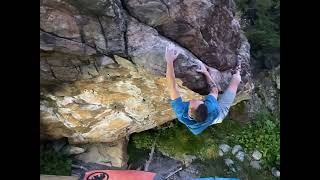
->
[170,95,220,135]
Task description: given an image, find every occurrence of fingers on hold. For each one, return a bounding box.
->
[175,51,180,58]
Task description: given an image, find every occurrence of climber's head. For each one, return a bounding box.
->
[188,100,208,122]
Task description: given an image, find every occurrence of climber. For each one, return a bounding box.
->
[165,44,242,135]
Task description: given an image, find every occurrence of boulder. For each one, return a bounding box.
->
[40,0,253,143]
[75,138,128,168]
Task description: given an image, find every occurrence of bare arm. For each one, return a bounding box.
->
[166,61,180,100]
[227,58,242,93]
[165,44,181,100]
[204,60,242,92]
[226,70,241,94]
[196,62,219,98]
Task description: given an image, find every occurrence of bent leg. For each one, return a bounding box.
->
[211,72,241,124]
[212,89,237,124]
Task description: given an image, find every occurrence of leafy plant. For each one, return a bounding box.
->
[130,121,221,160]
[231,112,280,168]
[129,112,280,170]
[197,157,277,180]
[235,0,280,68]
[130,130,155,149]
[40,147,72,175]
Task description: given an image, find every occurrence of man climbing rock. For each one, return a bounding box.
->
[165,44,242,135]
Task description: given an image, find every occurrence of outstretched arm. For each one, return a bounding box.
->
[227,70,241,94]
[165,44,181,100]
[227,58,242,93]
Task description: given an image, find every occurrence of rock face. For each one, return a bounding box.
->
[62,145,86,155]
[252,150,262,161]
[124,0,246,71]
[40,0,252,143]
[126,17,252,96]
[124,0,252,94]
[75,138,128,168]
[232,145,242,155]
[235,151,245,162]
[219,144,231,153]
[40,55,202,143]
[229,65,280,121]
[271,167,280,177]
[250,160,261,170]
[224,158,234,167]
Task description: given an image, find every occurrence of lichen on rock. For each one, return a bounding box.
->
[40,0,253,143]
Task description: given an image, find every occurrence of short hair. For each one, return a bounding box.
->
[191,104,208,122]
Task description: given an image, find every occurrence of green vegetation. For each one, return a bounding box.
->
[131,120,238,158]
[130,121,229,160]
[40,146,72,176]
[235,0,280,68]
[196,157,277,180]
[232,112,280,169]
[130,120,240,160]
[129,112,280,172]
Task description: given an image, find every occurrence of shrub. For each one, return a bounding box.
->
[130,122,219,160]
[130,112,280,169]
[232,112,280,168]
[235,0,280,68]
[40,148,72,175]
